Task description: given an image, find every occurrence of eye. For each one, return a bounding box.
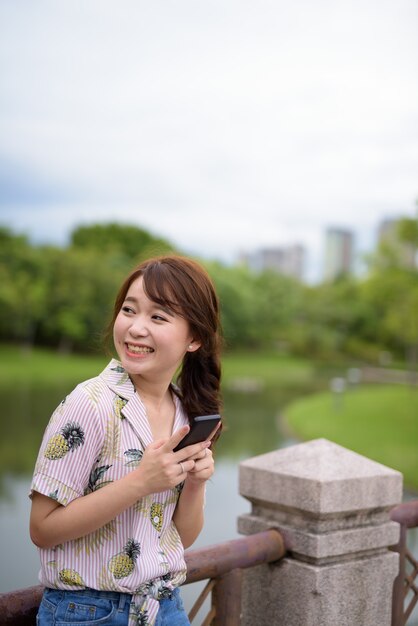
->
[121,305,135,314]
[152,314,168,322]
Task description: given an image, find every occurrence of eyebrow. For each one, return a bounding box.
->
[123,296,175,316]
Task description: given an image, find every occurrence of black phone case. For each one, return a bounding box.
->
[173,415,221,452]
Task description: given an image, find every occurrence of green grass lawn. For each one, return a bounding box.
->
[0,344,108,385]
[221,350,315,387]
[283,385,418,491]
[0,344,314,388]
[0,345,318,477]
[2,344,417,490]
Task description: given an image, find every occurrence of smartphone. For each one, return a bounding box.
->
[173,414,221,452]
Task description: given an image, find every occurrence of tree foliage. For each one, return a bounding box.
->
[71,223,176,263]
[1,220,416,365]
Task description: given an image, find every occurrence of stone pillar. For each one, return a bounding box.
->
[238,438,402,626]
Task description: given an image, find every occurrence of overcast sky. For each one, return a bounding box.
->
[1,0,417,281]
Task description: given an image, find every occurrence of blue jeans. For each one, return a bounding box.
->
[154,588,190,626]
[36,587,190,626]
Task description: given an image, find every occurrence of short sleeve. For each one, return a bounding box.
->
[30,384,105,506]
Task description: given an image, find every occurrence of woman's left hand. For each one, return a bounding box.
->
[186,447,214,483]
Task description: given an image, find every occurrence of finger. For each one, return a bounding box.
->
[188,447,211,461]
[189,458,215,475]
[192,450,214,469]
[211,422,222,438]
[163,426,190,452]
[151,439,167,450]
[189,449,207,461]
[178,459,195,475]
[175,440,211,463]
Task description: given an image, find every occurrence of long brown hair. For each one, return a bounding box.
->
[106,255,223,425]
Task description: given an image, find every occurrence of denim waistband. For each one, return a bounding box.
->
[44,587,133,603]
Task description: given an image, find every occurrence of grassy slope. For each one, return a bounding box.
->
[284,385,418,490]
[0,345,313,387]
[0,345,108,385]
[221,351,314,387]
[2,345,416,488]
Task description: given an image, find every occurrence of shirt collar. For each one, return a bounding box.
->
[99,358,137,400]
[99,359,188,447]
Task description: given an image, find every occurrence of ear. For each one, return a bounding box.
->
[187,341,201,352]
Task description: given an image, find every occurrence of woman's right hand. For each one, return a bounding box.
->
[134,426,211,493]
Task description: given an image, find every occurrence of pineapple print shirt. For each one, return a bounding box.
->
[30,359,190,626]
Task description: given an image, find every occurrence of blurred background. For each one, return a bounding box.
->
[0,0,417,615]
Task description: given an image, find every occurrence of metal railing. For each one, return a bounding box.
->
[0,529,286,626]
[391,500,418,626]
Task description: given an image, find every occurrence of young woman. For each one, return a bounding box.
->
[30,255,222,626]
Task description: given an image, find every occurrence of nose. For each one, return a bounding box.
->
[128,315,150,338]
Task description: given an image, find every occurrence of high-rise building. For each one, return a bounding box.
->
[377,218,416,268]
[241,244,305,281]
[323,228,354,281]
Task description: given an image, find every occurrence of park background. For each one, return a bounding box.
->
[0,0,417,616]
[0,218,417,602]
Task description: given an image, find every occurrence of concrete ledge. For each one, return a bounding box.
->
[238,438,403,626]
[239,513,400,563]
[240,438,402,515]
[241,551,400,626]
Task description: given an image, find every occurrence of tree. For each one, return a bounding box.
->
[397,214,418,248]
[363,211,418,371]
[70,223,176,263]
[208,262,304,350]
[0,228,48,347]
[383,274,418,374]
[37,246,124,352]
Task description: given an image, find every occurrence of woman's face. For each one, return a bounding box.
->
[113,276,200,385]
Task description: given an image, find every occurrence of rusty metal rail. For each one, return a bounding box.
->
[391,500,418,626]
[0,529,286,626]
[185,529,286,624]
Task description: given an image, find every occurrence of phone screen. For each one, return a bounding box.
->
[173,414,221,452]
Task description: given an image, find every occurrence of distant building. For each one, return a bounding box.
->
[241,244,305,281]
[323,228,354,281]
[377,218,416,268]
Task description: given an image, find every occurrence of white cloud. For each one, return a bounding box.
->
[0,0,417,282]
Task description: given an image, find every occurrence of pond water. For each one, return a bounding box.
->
[2,375,417,623]
[0,378,303,596]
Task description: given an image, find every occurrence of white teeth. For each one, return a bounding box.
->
[127,344,154,354]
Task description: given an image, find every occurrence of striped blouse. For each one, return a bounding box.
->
[30,359,189,626]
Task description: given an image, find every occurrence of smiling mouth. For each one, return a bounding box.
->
[126,344,154,354]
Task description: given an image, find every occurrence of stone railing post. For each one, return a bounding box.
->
[238,438,402,626]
